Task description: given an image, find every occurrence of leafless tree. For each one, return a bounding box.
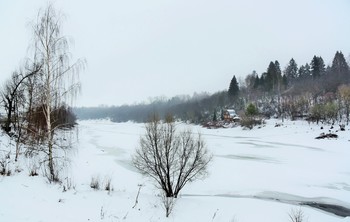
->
[30,3,84,182]
[288,208,306,222]
[1,64,41,161]
[338,84,350,124]
[133,115,212,200]
[1,65,41,134]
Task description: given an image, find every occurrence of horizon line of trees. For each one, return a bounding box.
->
[75,50,350,125]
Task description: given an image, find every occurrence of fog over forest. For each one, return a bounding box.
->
[75,51,350,124]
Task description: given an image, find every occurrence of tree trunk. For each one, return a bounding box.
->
[47,103,56,181]
[4,99,13,133]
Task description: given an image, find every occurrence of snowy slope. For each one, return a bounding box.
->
[0,119,349,222]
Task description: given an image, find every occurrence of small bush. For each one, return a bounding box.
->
[246,103,259,116]
[27,158,39,177]
[240,115,264,129]
[63,177,75,192]
[90,176,100,190]
[104,177,113,192]
[0,152,11,176]
[288,208,305,222]
[29,169,39,177]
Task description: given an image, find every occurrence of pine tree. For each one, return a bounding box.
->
[282,74,288,89]
[311,56,325,79]
[253,75,260,89]
[265,62,275,91]
[284,58,298,84]
[265,61,282,92]
[228,75,239,98]
[328,51,350,89]
[331,51,350,77]
[212,110,217,122]
[298,63,311,80]
[246,103,258,116]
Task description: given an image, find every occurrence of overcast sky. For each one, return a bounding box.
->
[1,0,350,107]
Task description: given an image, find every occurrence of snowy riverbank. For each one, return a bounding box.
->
[0,119,349,221]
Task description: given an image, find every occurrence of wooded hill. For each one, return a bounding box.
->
[75,51,350,124]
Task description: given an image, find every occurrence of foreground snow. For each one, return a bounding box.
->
[0,119,349,222]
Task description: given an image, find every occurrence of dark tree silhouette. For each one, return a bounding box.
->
[311,55,325,79]
[284,58,298,85]
[228,75,239,98]
[133,115,212,199]
[1,65,41,133]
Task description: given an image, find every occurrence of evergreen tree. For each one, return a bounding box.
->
[311,55,325,79]
[282,74,288,89]
[212,109,217,121]
[327,51,350,90]
[331,51,350,78]
[245,70,258,90]
[298,63,311,80]
[253,75,260,89]
[265,62,275,91]
[265,60,282,92]
[275,60,283,91]
[246,103,258,116]
[228,75,239,98]
[284,58,298,84]
[274,60,282,78]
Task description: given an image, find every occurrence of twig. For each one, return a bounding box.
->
[132,184,143,209]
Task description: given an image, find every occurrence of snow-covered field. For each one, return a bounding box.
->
[1,119,350,222]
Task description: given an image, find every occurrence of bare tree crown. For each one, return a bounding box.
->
[133,116,212,198]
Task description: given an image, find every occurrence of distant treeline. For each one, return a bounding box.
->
[75,51,350,124]
[74,91,231,123]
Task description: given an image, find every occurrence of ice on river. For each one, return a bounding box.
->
[0,119,349,222]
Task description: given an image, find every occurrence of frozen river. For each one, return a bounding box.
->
[74,119,350,221]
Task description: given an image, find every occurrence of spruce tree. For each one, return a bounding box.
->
[330,51,350,87]
[265,62,275,91]
[311,56,325,79]
[228,75,239,98]
[284,58,298,84]
[331,51,350,77]
[265,61,282,92]
[298,63,311,80]
[212,110,217,122]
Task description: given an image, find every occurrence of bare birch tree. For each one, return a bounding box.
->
[31,4,84,182]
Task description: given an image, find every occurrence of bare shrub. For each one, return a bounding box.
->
[133,115,212,199]
[90,176,100,190]
[29,168,39,177]
[0,151,12,176]
[41,157,68,183]
[27,158,39,176]
[133,115,212,217]
[288,208,306,222]
[63,177,75,192]
[240,115,264,129]
[104,176,113,192]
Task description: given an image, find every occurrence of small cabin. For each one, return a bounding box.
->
[223,109,240,122]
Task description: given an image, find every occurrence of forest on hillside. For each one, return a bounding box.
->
[75,51,350,124]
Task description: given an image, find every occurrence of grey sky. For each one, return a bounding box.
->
[1,0,350,107]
